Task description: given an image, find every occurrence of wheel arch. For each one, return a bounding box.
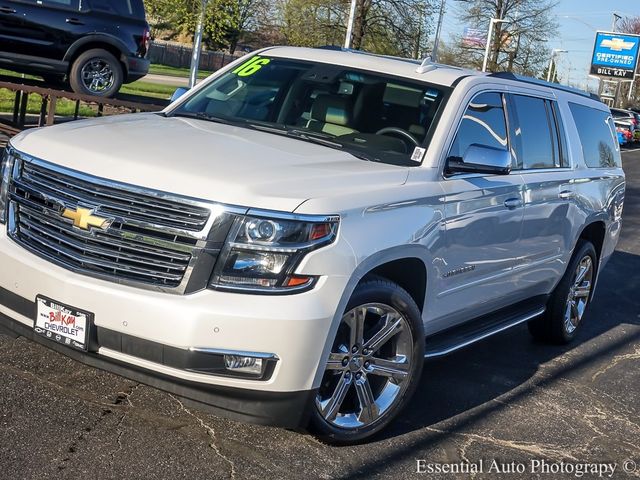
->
[64,35,129,77]
[312,245,431,389]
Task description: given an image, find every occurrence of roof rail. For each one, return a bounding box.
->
[488,72,601,102]
[314,45,421,65]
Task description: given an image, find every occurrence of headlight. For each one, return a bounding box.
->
[209,212,339,293]
[0,146,16,225]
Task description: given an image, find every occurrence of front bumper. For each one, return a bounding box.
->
[0,229,349,427]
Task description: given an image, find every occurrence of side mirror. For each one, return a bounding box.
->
[170,87,189,103]
[446,144,511,175]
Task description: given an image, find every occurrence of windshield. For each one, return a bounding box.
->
[170,56,447,165]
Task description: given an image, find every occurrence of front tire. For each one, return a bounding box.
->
[69,49,123,98]
[310,277,424,444]
[528,240,597,344]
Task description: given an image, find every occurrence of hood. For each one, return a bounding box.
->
[10,114,409,212]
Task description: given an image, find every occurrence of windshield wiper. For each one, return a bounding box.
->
[172,111,245,128]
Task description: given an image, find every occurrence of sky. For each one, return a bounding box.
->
[438,0,639,91]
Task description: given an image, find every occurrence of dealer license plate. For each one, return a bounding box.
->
[34,296,90,351]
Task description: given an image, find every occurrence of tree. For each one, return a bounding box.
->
[618,16,640,35]
[451,0,558,76]
[144,0,265,52]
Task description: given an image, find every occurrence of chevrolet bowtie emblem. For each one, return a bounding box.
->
[61,207,111,231]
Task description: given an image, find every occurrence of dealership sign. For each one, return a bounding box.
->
[590,31,640,79]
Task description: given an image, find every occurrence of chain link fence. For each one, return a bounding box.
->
[148,41,243,71]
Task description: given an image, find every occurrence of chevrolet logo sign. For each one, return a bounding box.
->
[61,207,112,231]
[601,38,636,52]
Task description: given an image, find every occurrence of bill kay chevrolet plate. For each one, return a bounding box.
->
[34,296,91,351]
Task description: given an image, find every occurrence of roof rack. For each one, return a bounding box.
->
[488,72,601,102]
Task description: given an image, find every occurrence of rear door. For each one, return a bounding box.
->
[434,91,526,328]
[506,93,580,297]
[2,0,83,60]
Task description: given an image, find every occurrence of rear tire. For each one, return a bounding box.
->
[69,48,123,98]
[528,240,597,344]
[310,277,424,444]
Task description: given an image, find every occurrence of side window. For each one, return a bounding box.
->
[569,103,621,168]
[449,92,508,159]
[509,95,556,169]
[87,0,136,17]
[26,0,80,9]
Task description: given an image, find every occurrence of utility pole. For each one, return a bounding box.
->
[189,0,208,89]
[432,0,446,62]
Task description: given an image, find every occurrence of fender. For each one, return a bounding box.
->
[311,244,431,389]
[63,34,129,67]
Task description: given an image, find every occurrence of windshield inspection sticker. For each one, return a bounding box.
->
[411,146,427,162]
[232,56,271,77]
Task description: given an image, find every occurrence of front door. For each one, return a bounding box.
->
[432,91,526,330]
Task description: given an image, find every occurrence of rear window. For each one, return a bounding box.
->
[569,103,621,168]
[87,0,145,19]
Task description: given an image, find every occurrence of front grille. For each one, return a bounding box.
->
[7,154,229,293]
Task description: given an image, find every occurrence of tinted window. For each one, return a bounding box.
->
[174,57,446,166]
[88,0,145,18]
[569,103,621,168]
[509,95,556,169]
[449,92,508,159]
[22,0,79,9]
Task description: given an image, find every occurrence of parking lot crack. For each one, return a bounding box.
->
[426,427,579,461]
[591,346,640,381]
[169,395,237,479]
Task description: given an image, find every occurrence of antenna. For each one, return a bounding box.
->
[416,57,437,74]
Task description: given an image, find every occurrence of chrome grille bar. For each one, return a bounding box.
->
[6,148,246,294]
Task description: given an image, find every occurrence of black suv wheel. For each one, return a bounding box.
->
[69,49,123,98]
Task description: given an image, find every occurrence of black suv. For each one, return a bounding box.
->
[0,0,150,97]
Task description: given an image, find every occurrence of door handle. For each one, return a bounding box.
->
[0,6,17,13]
[559,190,575,200]
[66,17,84,25]
[504,198,523,209]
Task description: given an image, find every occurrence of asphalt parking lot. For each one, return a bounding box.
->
[0,147,639,480]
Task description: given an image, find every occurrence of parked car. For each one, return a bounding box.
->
[0,47,625,443]
[615,120,634,144]
[0,0,150,97]
[611,108,640,141]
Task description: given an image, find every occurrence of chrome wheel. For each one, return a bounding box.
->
[316,303,414,430]
[564,255,593,334]
[80,59,115,93]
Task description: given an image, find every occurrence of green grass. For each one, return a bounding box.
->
[0,88,96,117]
[120,80,177,99]
[148,64,212,79]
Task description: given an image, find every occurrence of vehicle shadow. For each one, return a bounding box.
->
[333,248,640,477]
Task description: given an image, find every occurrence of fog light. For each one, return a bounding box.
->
[224,355,263,375]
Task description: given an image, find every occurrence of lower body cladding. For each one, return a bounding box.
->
[0,231,349,428]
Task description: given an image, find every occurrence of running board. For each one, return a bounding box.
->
[424,298,546,359]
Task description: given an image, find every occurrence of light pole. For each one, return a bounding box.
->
[482,18,509,72]
[344,0,357,49]
[546,49,567,82]
[189,0,208,89]
[432,0,446,62]
[611,12,622,32]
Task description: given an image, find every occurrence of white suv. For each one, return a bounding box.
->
[0,47,625,443]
